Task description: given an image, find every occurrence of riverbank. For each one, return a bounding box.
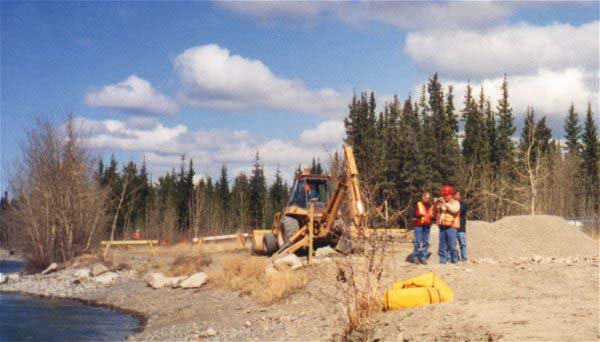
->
[1,215,599,341]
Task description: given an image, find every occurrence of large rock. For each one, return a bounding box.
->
[180,272,208,289]
[315,246,339,258]
[274,254,303,271]
[144,272,171,289]
[265,263,278,277]
[170,276,188,288]
[7,273,20,282]
[94,272,118,285]
[92,264,109,277]
[0,273,7,284]
[42,262,58,275]
[73,268,91,279]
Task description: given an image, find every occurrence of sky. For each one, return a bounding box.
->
[1,1,599,189]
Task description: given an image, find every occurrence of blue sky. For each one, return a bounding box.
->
[1,1,598,188]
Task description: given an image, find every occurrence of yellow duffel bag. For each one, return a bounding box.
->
[384,287,442,309]
[384,272,454,310]
[392,272,453,302]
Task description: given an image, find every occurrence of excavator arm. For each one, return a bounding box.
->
[273,145,365,258]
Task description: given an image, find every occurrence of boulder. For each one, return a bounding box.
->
[7,273,20,282]
[0,273,7,284]
[265,263,278,277]
[92,264,109,277]
[94,272,118,285]
[143,272,171,289]
[73,268,91,279]
[206,328,217,337]
[274,254,303,271]
[41,262,58,275]
[170,276,188,288]
[315,246,339,258]
[180,272,208,289]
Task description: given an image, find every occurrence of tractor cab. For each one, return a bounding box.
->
[288,173,334,211]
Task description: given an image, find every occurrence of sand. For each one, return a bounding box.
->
[428,215,598,259]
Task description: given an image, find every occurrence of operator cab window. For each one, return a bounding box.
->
[288,178,331,209]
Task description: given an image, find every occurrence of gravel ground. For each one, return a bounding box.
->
[1,215,598,341]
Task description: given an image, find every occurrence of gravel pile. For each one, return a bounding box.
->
[429,215,598,259]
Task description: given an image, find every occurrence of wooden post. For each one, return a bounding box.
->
[308,201,314,264]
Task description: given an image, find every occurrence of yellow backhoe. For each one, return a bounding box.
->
[251,145,366,257]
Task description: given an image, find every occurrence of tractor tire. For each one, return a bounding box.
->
[263,233,278,255]
[334,219,353,254]
[280,216,300,244]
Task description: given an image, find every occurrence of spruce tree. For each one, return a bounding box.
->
[230,172,250,229]
[581,102,599,209]
[485,99,498,167]
[249,152,267,228]
[564,103,582,157]
[495,75,516,173]
[217,164,230,227]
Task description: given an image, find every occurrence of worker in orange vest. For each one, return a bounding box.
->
[436,185,461,264]
[411,192,434,264]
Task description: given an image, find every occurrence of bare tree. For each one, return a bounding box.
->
[9,116,108,269]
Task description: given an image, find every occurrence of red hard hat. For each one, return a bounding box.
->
[441,185,455,196]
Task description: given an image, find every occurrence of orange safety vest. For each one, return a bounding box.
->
[437,206,460,229]
[413,201,434,227]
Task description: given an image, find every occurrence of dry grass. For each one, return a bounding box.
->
[209,254,308,305]
[165,253,212,276]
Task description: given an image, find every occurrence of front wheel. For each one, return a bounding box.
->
[280,216,300,244]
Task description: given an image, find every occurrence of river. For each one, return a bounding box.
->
[0,260,141,341]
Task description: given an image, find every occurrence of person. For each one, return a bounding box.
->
[436,185,460,264]
[411,192,434,264]
[304,184,319,202]
[454,191,468,262]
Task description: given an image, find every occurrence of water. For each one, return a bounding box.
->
[0,260,24,274]
[0,261,141,341]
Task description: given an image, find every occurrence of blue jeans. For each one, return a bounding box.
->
[412,226,430,262]
[438,227,458,264]
[457,231,467,261]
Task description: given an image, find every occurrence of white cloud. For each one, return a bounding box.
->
[216,1,325,19]
[442,69,599,120]
[412,68,599,136]
[173,44,346,117]
[332,1,513,30]
[216,1,514,30]
[405,21,599,78]
[299,120,345,146]
[85,75,179,116]
[76,116,340,183]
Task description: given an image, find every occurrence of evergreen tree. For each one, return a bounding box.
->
[495,75,516,172]
[564,103,582,157]
[269,165,288,214]
[461,83,488,167]
[230,172,250,230]
[485,99,498,167]
[249,152,267,228]
[581,102,599,209]
[216,164,230,227]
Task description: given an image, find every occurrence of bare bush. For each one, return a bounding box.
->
[8,116,108,269]
[335,226,386,340]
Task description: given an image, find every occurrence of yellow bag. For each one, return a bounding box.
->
[384,272,453,310]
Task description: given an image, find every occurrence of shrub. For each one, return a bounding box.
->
[9,116,108,269]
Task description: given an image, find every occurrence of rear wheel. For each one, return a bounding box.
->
[263,233,278,255]
[280,216,300,244]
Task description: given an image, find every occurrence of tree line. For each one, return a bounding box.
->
[1,73,597,267]
[345,73,599,224]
